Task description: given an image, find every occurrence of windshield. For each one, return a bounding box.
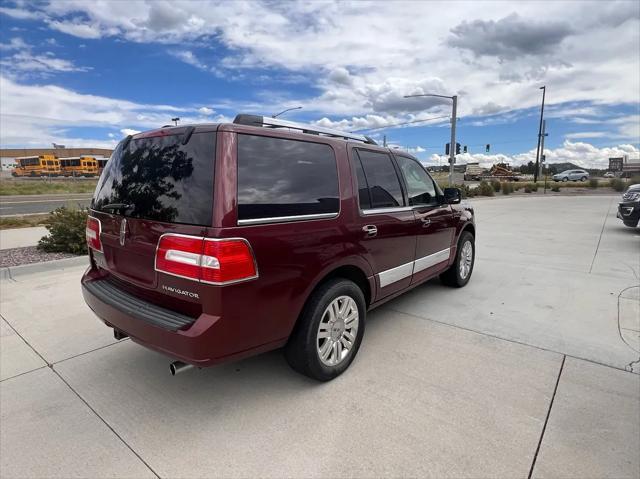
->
[91,130,216,226]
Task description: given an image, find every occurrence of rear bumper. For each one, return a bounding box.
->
[81,268,284,366]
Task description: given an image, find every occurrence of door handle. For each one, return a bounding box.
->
[362,225,377,237]
[421,217,431,227]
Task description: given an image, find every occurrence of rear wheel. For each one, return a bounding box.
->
[581,176,587,181]
[440,231,475,287]
[285,279,366,381]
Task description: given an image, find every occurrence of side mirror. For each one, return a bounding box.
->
[443,187,462,204]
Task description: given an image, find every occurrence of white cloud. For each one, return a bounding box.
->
[0,37,89,75]
[0,6,42,20]
[120,128,141,136]
[0,37,28,51]
[198,106,214,115]
[0,75,231,148]
[47,19,105,39]
[565,132,607,139]
[7,1,635,122]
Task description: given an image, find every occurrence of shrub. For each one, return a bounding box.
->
[588,178,599,189]
[530,182,539,192]
[609,178,625,192]
[502,182,513,195]
[524,185,532,193]
[513,183,521,191]
[491,180,501,192]
[38,207,88,255]
[478,180,494,196]
[551,184,560,192]
[630,176,640,185]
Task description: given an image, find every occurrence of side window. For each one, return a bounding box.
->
[237,135,339,221]
[351,154,372,210]
[356,150,404,209]
[395,155,438,206]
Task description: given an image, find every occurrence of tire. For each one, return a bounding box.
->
[285,278,366,381]
[562,177,568,182]
[440,231,475,288]
[581,176,587,182]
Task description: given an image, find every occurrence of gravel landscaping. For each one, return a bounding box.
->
[0,246,79,268]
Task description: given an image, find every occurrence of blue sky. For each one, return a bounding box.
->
[0,0,638,168]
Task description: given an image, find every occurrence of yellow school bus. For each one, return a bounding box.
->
[97,158,109,175]
[11,155,61,177]
[59,156,99,177]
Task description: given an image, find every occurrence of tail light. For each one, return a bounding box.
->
[155,234,258,285]
[86,216,102,252]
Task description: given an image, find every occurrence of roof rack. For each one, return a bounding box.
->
[233,114,377,145]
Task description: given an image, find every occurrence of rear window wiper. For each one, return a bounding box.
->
[100,203,133,211]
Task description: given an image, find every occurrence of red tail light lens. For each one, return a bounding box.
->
[155,234,258,285]
[201,239,257,284]
[86,216,102,252]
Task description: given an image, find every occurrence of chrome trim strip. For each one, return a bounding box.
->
[237,212,337,226]
[413,248,451,274]
[362,206,413,215]
[378,261,413,288]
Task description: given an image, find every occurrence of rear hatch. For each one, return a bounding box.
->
[90,126,216,289]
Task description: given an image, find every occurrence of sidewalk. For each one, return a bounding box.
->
[0,227,48,250]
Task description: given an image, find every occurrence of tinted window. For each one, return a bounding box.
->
[356,150,404,208]
[351,155,371,209]
[92,131,215,226]
[395,155,438,206]
[237,135,339,221]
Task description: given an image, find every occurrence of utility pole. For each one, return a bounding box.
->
[534,86,546,183]
[449,95,457,186]
[541,120,548,193]
[383,135,387,147]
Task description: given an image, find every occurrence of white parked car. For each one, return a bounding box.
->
[552,169,589,182]
[603,172,615,178]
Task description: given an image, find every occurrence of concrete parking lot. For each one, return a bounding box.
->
[1,195,638,478]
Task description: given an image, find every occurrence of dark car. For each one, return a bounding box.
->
[617,183,640,227]
[81,115,476,381]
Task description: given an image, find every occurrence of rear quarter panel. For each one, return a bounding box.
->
[211,127,375,351]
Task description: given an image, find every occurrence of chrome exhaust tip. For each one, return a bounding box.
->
[169,361,194,376]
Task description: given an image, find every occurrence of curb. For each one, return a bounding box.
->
[0,255,88,281]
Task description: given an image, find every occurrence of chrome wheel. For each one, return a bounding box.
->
[459,240,473,279]
[317,296,359,366]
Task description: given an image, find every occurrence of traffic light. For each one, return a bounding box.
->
[463,145,468,153]
[455,143,461,155]
[445,143,450,155]
[485,144,490,153]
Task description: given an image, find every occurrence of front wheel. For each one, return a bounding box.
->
[440,231,475,287]
[562,177,569,182]
[285,279,366,381]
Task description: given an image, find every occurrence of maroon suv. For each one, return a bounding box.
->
[82,115,476,381]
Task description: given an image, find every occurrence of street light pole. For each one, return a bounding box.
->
[449,95,457,186]
[534,86,546,183]
[403,92,458,186]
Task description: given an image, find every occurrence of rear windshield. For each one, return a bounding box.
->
[92,131,215,226]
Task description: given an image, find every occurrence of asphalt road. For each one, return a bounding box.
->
[0,194,92,216]
[0,195,638,478]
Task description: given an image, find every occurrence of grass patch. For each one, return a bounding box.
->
[0,179,97,196]
[0,214,51,230]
